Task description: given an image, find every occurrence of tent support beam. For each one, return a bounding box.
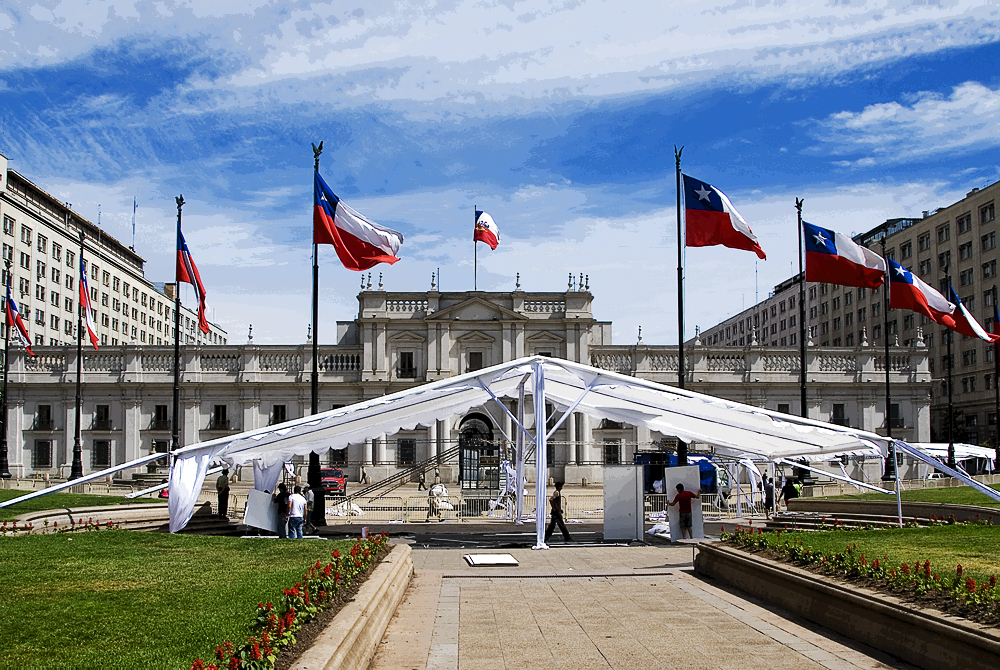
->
[775,458,893,494]
[477,378,536,447]
[533,362,548,550]
[545,378,600,442]
[515,379,526,525]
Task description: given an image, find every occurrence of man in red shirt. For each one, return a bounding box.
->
[667,483,701,539]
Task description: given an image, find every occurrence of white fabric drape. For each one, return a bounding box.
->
[168,449,215,532]
[253,458,286,494]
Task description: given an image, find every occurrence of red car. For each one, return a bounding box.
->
[319,468,346,497]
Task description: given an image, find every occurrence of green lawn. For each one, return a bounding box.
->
[0,531,353,669]
[774,524,1000,582]
[0,488,155,521]
[826,483,1000,508]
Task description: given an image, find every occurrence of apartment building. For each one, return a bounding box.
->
[0,153,227,348]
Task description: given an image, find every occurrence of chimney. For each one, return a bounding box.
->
[163,283,176,300]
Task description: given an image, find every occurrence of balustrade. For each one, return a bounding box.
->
[523,301,565,313]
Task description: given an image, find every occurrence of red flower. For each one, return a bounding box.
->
[191,660,205,670]
[333,549,340,558]
[990,575,997,589]
[957,564,963,579]
[966,578,977,593]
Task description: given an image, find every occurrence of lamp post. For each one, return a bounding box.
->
[944,265,955,469]
[0,258,12,479]
[69,230,86,481]
[880,237,896,481]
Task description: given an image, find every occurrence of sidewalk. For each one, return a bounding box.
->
[369,544,917,670]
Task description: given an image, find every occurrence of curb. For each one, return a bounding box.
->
[290,543,414,670]
[695,543,1000,670]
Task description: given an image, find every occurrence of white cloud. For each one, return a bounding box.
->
[816,81,1000,164]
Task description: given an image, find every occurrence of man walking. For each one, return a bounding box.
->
[417,470,427,491]
[544,482,572,543]
[287,485,307,539]
[216,468,231,519]
[667,483,701,540]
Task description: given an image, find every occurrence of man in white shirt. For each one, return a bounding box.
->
[303,485,316,534]
[287,486,307,539]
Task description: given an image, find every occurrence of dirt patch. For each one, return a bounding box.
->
[273,544,390,670]
[737,544,1000,629]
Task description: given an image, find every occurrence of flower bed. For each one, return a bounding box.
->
[721,522,1000,626]
[190,533,390,670]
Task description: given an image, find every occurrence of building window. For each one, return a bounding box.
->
[20,225,32,246]
[94,404,111,430]
[889,404,903,429]
[984,260,997,278]
[821,302,829,314]
[918,259,932,275]
[211,405,229,430]
[981,203,995,225]
[2,215,13,236]
[271,405,287,425]
[858,307,866,322]
[938,251,951,269]
[602,438,621,465]
[963,349,977,366]
[903,314,913,330]
[845,312,853,326]
[832,297,840,310]
[937,224,950,243]
[153,405,169,430]
[821,321,829,334]
[900,241,912,259]
[467,351,484,372]
[846,333,854,346]
[35,404,54,430]
[153,440,169,454]
[820,283,828,295]
[960,241,973,259]
[397,351,416,378]
[397,438,416,466]
[50,314,59,330]
[810,306,818,319]
[92,440,111,469]
[777,403,790,414]
[833,317,841,330]
[960,268,975,286]
[33,440,53,469]
[832,404,848,426]
[918,233,931,251]
[845,291,853,305]
[19,251,30,270]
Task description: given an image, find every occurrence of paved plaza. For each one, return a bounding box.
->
[369,544,917,670]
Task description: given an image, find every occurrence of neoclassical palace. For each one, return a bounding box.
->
[5,284,932,484]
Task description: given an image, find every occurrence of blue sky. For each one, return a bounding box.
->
[1,0,999,345]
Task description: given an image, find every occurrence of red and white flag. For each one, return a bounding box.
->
[803,221,885,289]
[79,258,99,349]
[683,174,766,260]
[887,259,955,329]
[474,210,500,250]
[314,172,403,271]
[5,282,34,356]
[177,229,210,334]
[947,285,1000,343]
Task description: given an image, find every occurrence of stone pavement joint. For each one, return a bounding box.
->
[370,546,919,670]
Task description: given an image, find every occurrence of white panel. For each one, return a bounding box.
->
[603,464,643,541]
[242,489,281,532]
[665,465,704,542]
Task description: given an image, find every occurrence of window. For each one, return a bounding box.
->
[820,283,828,295]
[821,321,829,334]
[66,250,74,268]
[858,307,866,322]
[65,274,73,291]
[832,297,840,310]
[777,403,790,414]
[780,318,787,331]
[19,251,30,269]
[903,314,914,330]
[35,404,54,430]
[64,297,72,313]
[886,319,897,334]
[960,241,973,259]
[270,405,287,425]
[872,302,881,317]
[467,351,484,372]
[987,290,997,307]
[153,440,169,454]
[984,232,996,251]
[102,271,110,286]
[984,260,997,278]
[889,403,903,429]
[94,405,111,430]
[153,405,169,430]
[397,351,416,378]
[34,309,44,325]
[937,224,950,243]
[821,301,829,314]
[919,259,932,275]
[2,216,13,236]
[101,293,108,307]
[52,242,61,261]
[873,324,882,340]
[831,337,840,346]
[833,317,841,330]
[18,277,29,295]
[832,404,848,426]
[938,251,951,269]
[808,287,817,300]
[90,264,98,281]
[49,314,59,330]
[602,438,621,465]
[963,349,977,366]
[845,312,853,326]
[780,301,786,313]
[858,287,867,299]
[92,440,111,469]
[958,213,972,233]
[64,320,73,335]
[900,241,912,259]
[35,284,45,301]
[982,203,996,225]
[845,291,853,305]
[960,268,975,286]
[211,405,229,430]
[20,225,31,246]
[846,333,854,346]
[397,438,416,466]
[809,306,818,319]
[964,295,975,311]
[918,233,931,251]
[32,440,52,469]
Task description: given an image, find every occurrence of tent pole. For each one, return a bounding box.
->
[533,361,548,549]
[675,146,688,467]
[515,379,526,525]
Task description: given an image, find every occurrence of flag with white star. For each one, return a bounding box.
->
[682,174,765,260]
[803,221,885,289]
[887,259,956,329]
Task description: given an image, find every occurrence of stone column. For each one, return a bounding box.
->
[123,397,142,466]
[567,411,578,465]
[426,421,437,463]
[363,438,374,465]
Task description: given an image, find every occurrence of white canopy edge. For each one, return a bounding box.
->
[894,441,1000,503]
[167,356,893,531]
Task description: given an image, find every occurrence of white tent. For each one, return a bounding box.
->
[167,356,894,544]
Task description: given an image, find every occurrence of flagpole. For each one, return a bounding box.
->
[994,284,999,473]
[310,142,325,529]
[0,259,12,479]
[796,198,807,418]
[171,197,184,458]
[69,229,86,481]
[945,268,955,469]
[474,206,478,291]
[880,237,896,483]
[674,145,687,466]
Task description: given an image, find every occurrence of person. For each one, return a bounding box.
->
[763,476,775,518]
[426,486,441,521]
[216,468,231,519]
[667,483,701,540]
[779,476,799,510]
[303,485,315,534]
[544,482,572,543]
[272,483,290,539]
[417,470,427,491]
[157,478,169,499]
[287,485,307,539]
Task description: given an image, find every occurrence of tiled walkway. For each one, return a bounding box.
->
[369,544,917,670]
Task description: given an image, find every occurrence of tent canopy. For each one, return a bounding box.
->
[168,355,890,531]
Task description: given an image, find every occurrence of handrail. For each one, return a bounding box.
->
[343,445,461,504]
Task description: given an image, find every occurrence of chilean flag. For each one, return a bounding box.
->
[946,285,1000,343]
[887,259,956,329]
[177,230,210,334]
[474,210,500,250]
[683,174,766,260]
[5,282,34,356]
[314,172,403,271]
[803,221,885,289]
[79,258,100,349]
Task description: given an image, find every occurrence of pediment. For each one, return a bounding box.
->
[455,330,496,344]
[388,330,427,343]
[427,297,527,322]
[525,330,564,344]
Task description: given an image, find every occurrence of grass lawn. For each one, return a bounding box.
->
[775,524,1000,583]
[827,483,1000,508]
[0,530,354,669]
[0,488,156,521]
